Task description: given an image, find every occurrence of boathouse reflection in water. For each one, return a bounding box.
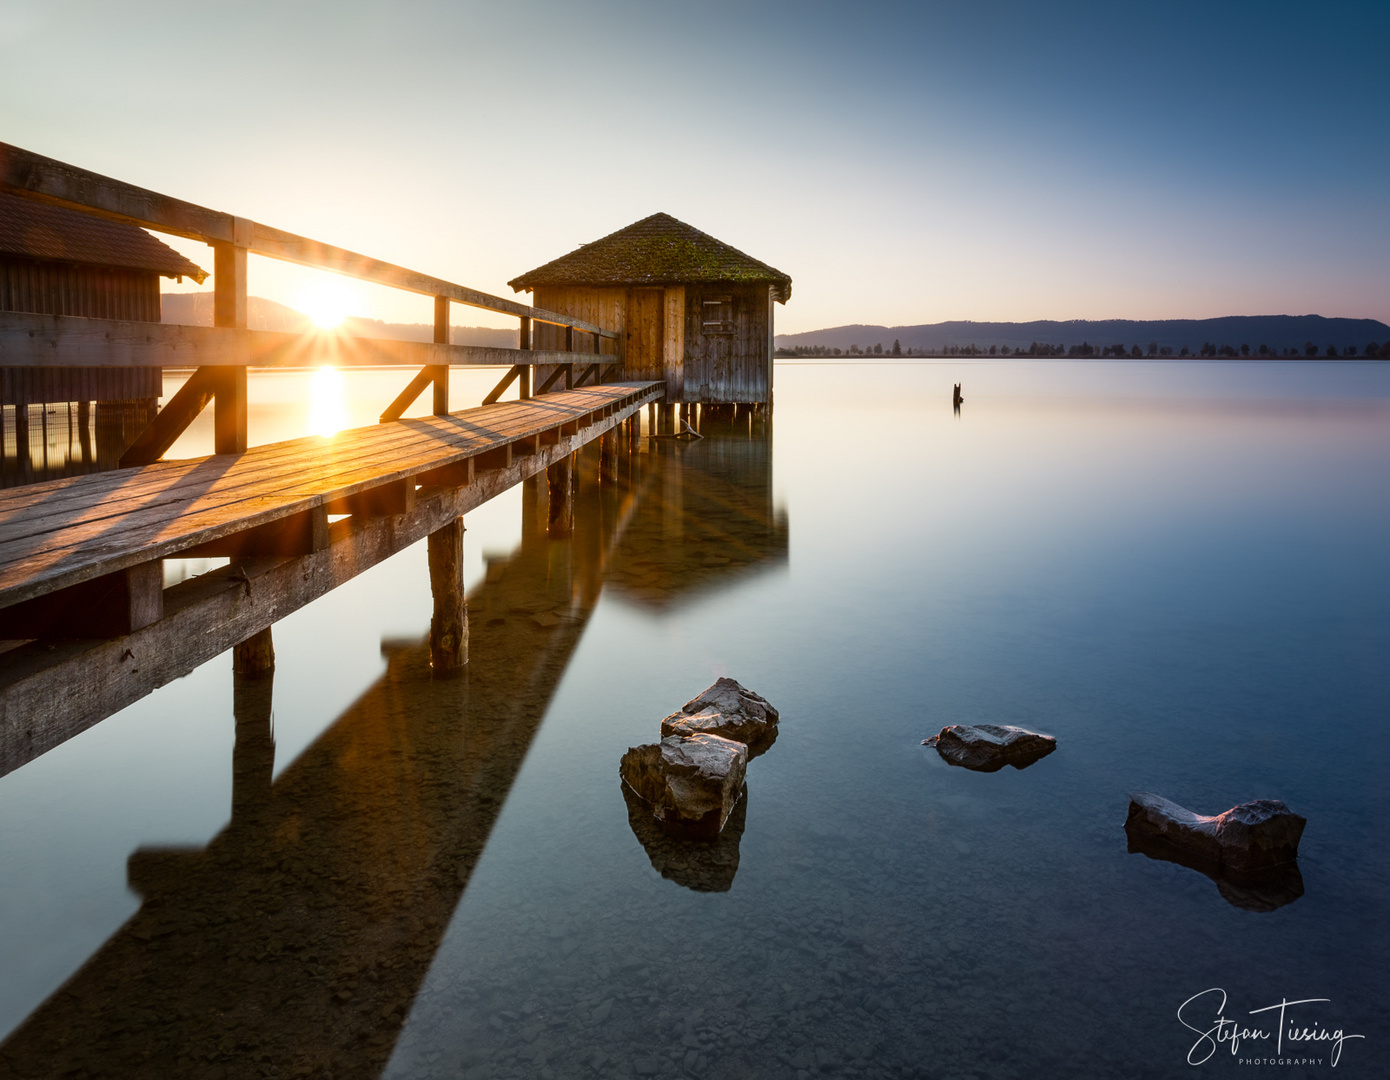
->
[0,422,786,1078]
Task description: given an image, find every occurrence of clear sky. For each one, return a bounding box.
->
[3,0,1387,332]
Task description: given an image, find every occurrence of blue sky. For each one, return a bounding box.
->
[2,0,1386,331]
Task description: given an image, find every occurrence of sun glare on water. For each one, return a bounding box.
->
[298,280,353,330]
[309,366,348,438]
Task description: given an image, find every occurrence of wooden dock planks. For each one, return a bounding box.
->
[0,381,662,612]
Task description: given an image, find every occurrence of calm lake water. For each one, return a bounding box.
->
[0,360,1387,1079]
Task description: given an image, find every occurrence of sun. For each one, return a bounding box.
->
[297,279,353,330]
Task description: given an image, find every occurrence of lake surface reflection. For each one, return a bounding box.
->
[0,360,1387,1079]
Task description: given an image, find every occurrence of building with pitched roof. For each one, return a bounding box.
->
[0,191,207,482]
[509,213,790,405]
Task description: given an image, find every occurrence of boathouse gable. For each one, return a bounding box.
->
[509,213,790,404]
[0,190,207,409]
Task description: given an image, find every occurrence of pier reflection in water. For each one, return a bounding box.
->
[0,420,787,1079]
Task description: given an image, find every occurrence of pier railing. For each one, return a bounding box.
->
[0,142,622,462]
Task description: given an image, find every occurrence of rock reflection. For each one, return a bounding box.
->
[1125,829,1305,912]
[622,780,748,892]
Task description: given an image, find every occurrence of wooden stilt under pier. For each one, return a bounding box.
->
[428,517,467,673]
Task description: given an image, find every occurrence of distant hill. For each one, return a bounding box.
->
[160,292,518,348]
[776,315,1390,357]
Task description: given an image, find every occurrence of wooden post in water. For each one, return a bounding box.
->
[233,626,275,675]
[428,517,467,673]
[431,296,450,415]
[548,453,574,537]
[231,663,274,824]
[599,430,617,484]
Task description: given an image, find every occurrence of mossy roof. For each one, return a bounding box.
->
[0,191,208,281]
[509,213,791,303]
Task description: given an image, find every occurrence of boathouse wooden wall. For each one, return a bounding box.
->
[531,282,773,405]
[0,255,162,406]
[681,282,773,404]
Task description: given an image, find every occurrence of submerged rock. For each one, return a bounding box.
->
[1124,792,1306,876]
[619,733,748,839]
[922,724,1056,772]
[622,779,747,892]
[660,677,780,756]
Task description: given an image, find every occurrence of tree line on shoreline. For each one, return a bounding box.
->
[775,339,1390,359]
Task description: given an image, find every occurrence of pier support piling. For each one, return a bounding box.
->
[427,517,468,673]
[547,453,574,537]
[231,664,274,824]
[232,626,276,676]
[599,431,617,483]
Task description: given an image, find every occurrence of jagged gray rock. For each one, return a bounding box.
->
[619,733,748,839]
[921,724,1056,772]
[660,677,780,756]
[1124,792,1306,874]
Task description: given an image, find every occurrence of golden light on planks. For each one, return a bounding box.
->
[309,366,348,437]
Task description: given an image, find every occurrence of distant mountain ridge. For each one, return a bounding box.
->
[160,292,519,348]
[776,315,1390,356]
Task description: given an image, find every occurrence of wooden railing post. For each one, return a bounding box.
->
[211,218,250,454]
[518,316,532,400]
[431,295,450,415]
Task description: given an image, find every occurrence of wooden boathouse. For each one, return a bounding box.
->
[509,213,792,407]
[0,190,210,480]
[0,141,672,770]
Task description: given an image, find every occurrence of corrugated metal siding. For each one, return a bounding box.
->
[0,255,163,407]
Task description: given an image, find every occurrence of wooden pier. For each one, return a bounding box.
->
[0,142,672,775]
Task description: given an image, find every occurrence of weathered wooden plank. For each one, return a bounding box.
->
[0,385,662,606]
[0,311,619,368]
[0,387,623,548]
[0,395,650,777]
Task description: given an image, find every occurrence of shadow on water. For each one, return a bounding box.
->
[0,423,788,1079]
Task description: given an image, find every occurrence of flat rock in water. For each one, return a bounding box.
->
[660,677,780,756]
[922,724,1056,772]
[1124,792,1306,875]
[620,733,748,839]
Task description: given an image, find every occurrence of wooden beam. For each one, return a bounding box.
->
[0,561,162,639]
[0,142,617,338]
[212,364,247,455]
[417,459,472,489]
[481,365,524,406]
[117,366,218,467]
[0,310,619,369]
[324,478,415,517]
[431,296,449,416]
[181,505,329,558]
[379,367,436,423]
[534,365,569,395]
[574,363,601,387]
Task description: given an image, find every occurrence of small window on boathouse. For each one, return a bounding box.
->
[702,294,734,334]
